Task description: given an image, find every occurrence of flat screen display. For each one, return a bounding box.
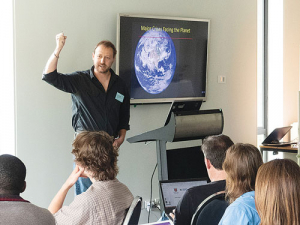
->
[167,146,208,180]
[116,14,210,104]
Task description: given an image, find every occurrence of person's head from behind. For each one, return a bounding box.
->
[255,159,300,225]
[72,131,119,181]
[201,134,234,170]
[223,143,263,203]
[0,154,26,195]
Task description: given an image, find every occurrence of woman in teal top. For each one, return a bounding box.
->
[218,143,263,225]
[219,191,260,224]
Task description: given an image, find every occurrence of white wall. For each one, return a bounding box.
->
[14,0,257,223]
[283,0,300,126]
[278,0,300,162]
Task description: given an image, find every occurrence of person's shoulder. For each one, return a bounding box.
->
[188,180,225,194]
[105,179,132,194]
[90,179,128,191]
[235,191,255,203]
[242,191,255,197]
[65,69,94,86]
[188,183,209,193]
[27,203,53,214]
[235,191,256,211]
[182,182,211,201]
[70,69,91,77]
[114,179,132,190]
[207,179,226,186]
[226,192,256,214]
[111,70,126,83]
[221,196,260,225]
[24,203,56,224]
[100,179,130,189]
[0,202,55,225]
[222,197,250,219]
[88,180,133,203]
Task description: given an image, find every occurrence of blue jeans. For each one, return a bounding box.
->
[73,132,92,195]
[159,211,170,221]
[73,162,92,195]
[75,177,92,195]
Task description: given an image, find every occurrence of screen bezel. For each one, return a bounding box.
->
[116,14,210,104]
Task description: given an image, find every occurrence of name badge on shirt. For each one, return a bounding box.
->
[115,92,124,103]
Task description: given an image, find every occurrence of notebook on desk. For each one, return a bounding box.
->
[262,126,296,146]
[159,178,208,220]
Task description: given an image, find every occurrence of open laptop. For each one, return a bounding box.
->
[141,221,174,225]
[164,101,202,126]
[159,178,208,220]
[143,220,174,225]
[262,126,295,146]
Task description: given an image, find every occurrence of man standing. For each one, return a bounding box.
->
[0,154,55,225]
[172,134,234,225]
[42,33,130,194]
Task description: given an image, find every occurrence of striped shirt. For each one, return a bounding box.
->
[54,179,133,225]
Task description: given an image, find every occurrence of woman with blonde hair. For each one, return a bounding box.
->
[255,159,300,225]
[219,143,263,225]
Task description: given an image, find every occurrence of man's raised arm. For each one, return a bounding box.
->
[44,33,67,74]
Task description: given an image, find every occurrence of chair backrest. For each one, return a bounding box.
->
[123,196,142,225]
[190,191,228,225]
[196,196,228,225]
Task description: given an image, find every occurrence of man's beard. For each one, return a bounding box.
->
[98,64,110,74]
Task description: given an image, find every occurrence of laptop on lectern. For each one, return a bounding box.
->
[164,101,202,126]
[262,126,294,146]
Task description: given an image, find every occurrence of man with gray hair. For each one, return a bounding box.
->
[172,134,234,225]
[0,154,55,225]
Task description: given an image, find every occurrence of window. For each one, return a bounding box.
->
[257,0,283,146]
[267,0,283,130]
[257,0,266,146]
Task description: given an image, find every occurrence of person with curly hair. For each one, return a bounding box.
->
[48,131,133,225]
[255,159,300,225]
[219,143,263,225]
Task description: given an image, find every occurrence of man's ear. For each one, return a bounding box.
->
[205,158,211,169]
[21,181,26,193]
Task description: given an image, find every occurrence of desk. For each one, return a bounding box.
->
[260,145,298,155]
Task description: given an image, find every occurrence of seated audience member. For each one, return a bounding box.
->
[48,131,134,225]
[173,134,234,225]
[219,143,263,225]
[255,159,300,225]
[0,154,55,225]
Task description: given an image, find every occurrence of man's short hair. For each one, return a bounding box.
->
[201,134,234,170]
[0,154,26,194]
[72,131,119,181]
[94,40,117,58]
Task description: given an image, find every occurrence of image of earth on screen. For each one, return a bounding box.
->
[118,15,209,103]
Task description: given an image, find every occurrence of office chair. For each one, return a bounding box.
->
[190,191,228,225]
[123,196,142,225]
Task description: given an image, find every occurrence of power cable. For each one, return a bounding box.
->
[148,163,157,223]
